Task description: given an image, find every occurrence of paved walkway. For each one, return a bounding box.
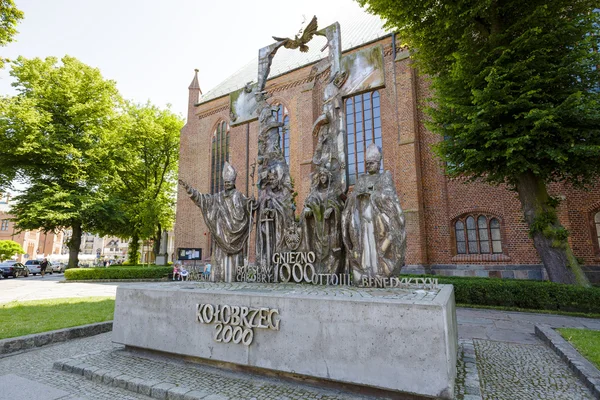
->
[1,278,598,399]
[0,274,138,304]
[0,307,598,399]
[458,307,600,345]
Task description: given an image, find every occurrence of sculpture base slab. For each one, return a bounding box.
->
[113,283,457,399]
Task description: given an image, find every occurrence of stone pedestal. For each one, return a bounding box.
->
[112,283,457,399]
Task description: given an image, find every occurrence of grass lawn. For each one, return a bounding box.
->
[557,328,600,369]
[0,297,115,340]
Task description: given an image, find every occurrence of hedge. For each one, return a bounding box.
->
[430,275,600,314]
[64,267,171,280]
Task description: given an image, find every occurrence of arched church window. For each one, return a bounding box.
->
[273,104,290,165]
[345,90,382,186]
[454,214,504,255]
[210,120,230,194]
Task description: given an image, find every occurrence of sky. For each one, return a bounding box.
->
[0,0,379,119]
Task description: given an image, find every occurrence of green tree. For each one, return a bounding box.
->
[0,239,24,261]
[0,0,24,68]
[0,56,123,269]
[358,1,600,285]
[108,102,182,264]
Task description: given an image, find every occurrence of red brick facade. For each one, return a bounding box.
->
[176,36,600,281]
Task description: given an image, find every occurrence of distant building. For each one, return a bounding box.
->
[37,230,64,258]
[0,192,42,262]
[103,236,129,262]
[61,230,175,265]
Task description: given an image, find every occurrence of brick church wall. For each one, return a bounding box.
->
[176,35,600,282]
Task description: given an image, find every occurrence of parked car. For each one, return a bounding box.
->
[24,260,53,275]
[1,260,18,267]
[0,262,29,278]
[52,262,66,273]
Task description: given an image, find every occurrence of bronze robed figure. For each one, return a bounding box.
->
[301,166,345,275]
[179,162,252,282]
[342,143,406,284]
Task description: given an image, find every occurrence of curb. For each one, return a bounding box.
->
[459,340,483,400]
[53,357,212,400]
[535,324,600,398]
[0,321,113,356]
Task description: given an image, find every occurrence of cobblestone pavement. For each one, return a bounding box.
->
[1,332,377,400]
[2,329,599,399]
[473,339,595,399]
[0,333,150,399]
[55,335,374,400]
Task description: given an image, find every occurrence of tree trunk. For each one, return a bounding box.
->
[128,233,140,265]
[68,222,82,269]
[153,223,162,260]
[515,172,589,286]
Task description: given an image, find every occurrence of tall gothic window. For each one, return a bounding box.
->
[210,121,230,194]
[274,104,290,165]
[345,90,382,185]
[0,219,8,231]
[454,214,503,255]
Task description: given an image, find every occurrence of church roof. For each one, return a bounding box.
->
[198,10,391,105]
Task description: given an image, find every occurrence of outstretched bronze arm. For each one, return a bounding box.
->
[178,179,196,197]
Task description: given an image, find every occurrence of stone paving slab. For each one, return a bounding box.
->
[0,374,70,400]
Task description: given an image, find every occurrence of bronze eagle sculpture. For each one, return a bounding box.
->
[272,15,318,53]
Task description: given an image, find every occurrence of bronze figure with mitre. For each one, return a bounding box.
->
[342,143,406,284]
[179,162,252,282]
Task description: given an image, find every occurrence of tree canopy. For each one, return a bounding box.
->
[0,0,24,68]
[0,55,123,268]
[107,102,183,263]
[0,239,24,261]
[358,0,600,285]
[0,55,184,266]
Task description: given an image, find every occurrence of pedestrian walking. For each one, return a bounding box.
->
[40,258,48,278]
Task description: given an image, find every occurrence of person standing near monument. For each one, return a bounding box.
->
[179,162,252,282]
[342,143,406,284]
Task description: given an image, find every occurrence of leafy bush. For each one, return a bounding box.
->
[65,267,171,280]
[428,275,600,314]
